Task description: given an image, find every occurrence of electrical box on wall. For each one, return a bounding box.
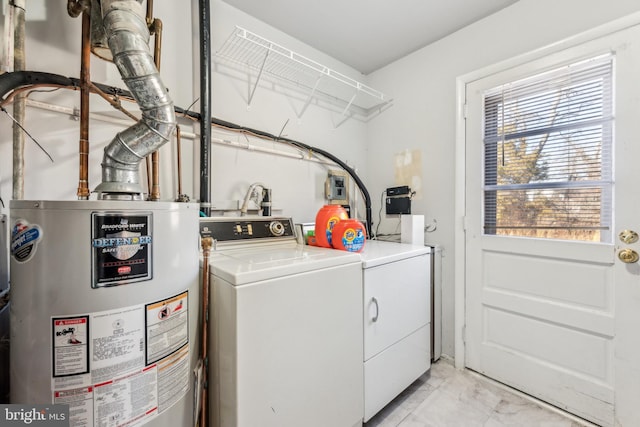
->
[325,170,349,205]
[386,186,412,215]
[386,186,411,197]
[386,197,411,214]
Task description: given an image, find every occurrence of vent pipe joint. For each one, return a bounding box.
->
[94,0,175,199]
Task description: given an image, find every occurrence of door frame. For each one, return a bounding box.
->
[454,11,640,370]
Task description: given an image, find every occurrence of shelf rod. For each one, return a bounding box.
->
[297,76,323,119]
[333,92,358,128]
[340,93,357,117]
[334,113,352,129]
[247,48,270,106]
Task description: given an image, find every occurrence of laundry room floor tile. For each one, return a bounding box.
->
[364,359,597,427]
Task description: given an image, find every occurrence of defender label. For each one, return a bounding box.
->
[91,212,153,288]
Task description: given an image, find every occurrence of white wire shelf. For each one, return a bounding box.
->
[215,26,391,121]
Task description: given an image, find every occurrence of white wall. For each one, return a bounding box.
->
[207,0,369,222]
[5,0,640,361]
[0,0,369,225]
[367,0,640,357]
[0,1,195,202]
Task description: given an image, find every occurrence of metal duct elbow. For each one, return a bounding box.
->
[94,0,175,198]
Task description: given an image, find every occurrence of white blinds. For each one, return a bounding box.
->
[483,55,613,241]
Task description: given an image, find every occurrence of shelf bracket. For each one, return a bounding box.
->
[247,48,270,107]
[297,76,323,119]
[341,93,358,117]
[333,92,358,128]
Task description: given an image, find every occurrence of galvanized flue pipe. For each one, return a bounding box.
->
[94,0,175,199]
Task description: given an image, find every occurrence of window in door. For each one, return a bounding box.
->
[483,55,613,242]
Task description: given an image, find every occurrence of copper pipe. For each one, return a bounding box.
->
[145,0,154,26]
[150,19,163,68]
[87,81,138,121]
[145,155,152,197]
[200,236,213,427]
[148,13,164,201]
[144,1,155,200]
[151,150,160,200]
[77,7,91,200]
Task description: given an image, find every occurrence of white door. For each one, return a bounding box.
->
[464,25,640,427]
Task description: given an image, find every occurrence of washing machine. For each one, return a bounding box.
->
[199,216,363,427]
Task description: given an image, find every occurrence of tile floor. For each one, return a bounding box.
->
[364,358,597,427]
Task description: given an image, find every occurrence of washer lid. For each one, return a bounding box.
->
[210,245,361,285]
[360,240,431,268]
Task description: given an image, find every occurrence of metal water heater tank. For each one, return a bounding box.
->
[9,200,200,427]
[0,213,9,403]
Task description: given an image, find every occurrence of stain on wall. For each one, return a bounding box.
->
[394,149,422,199]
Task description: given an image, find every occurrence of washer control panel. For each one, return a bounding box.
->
[199,217,295,242]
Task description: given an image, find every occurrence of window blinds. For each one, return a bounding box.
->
[483,55,613,241]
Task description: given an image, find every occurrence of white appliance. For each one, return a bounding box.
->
[429,244,442,362]
[361,240,431,421]
[0,213,8,403]
[200,216,363,427]
[10,201,200,427]
[0,214,7,295]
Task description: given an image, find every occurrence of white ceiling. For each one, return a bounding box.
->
[222,0,520,75]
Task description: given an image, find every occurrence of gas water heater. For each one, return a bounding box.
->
[9,200,200,427]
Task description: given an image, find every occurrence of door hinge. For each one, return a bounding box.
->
[463,103,468,119]
[462,325,466,343]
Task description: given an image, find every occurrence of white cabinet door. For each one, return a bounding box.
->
[364,254,430,360]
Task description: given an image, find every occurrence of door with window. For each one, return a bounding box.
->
[465,25,640,427]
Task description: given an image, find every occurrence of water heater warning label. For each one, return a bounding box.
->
[91,212,152,288]
[51,294,191,427]
[145,292,189,365]
[52,316,89,377]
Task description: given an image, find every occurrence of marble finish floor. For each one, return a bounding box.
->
[364,359,597,427]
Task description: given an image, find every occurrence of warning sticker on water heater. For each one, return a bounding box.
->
[52,316,89,377]
[145,292,189,365]
[91,212,152,288]
[51,297,192,427]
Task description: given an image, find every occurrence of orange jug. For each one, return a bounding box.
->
[314,205,349,248]
[331,219,366,252]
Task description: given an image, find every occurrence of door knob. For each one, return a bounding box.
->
[619,230,639,244]
[618,248,639,264]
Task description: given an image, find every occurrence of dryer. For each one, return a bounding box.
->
[360,240,431,421]
[200,217,363,427]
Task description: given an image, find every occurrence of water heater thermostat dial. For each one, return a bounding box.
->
[269,221,285,236]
